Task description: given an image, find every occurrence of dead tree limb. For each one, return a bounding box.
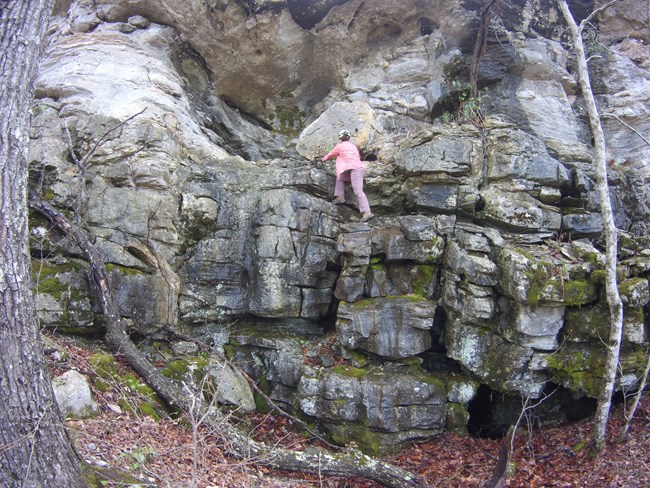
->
[481,425,514,488]
[619,346,650,441]
[470,0,498,98]
[603,113,650,148]
[64,108,146,224]
[28,190,428,488]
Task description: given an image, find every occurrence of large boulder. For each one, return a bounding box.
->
[296,101,379,160]
[298,365,447,455]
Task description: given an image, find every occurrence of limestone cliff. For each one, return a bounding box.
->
[29,0,650,453]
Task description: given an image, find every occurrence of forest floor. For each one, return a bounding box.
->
[53,336,650,487]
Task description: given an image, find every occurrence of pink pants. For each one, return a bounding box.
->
[335,168,370,213]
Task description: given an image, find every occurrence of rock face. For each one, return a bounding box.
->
[29,0,650,454]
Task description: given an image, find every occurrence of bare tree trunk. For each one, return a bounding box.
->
[555,0,624,454]
[29,193,428,488]
[0,1,88,486]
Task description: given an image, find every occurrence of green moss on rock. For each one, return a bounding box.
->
[560,279,597,306]
[274,105,305,135]
[88,352,167,419]
[524,261,554,306]
[618,277,649,306]
[446,403,470,435]
[106,263,145,276]
[565,306,608,341]
[328,422,384,456]
[332,364,366,378]
[88,353,119,378]
[544,346,605,398]
[161,356,209,383]
[412,264,437,297]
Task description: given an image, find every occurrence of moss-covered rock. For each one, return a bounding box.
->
[297,365,447,455]
[160,356,210,383]
[32,260,99,334]
[88,352,168,419]
[499,247,598,307]
[565,305,647,344]
[543,343,647,398]
[446,403,470,435]
[618,277,650,307]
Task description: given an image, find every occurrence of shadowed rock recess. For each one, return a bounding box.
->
[30,0,650,453]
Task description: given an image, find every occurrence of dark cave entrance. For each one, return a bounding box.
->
[467,383,597,439]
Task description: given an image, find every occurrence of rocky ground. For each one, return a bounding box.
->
[51,334,650,487]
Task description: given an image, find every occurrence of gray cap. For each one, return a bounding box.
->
[338,129,351,139]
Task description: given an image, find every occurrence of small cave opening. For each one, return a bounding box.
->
[421,307,462,374]
[360,148,379,161]
[320,300,340,335]
[467,383,597,439]
[366,22,402,49]
[430,306,447,351]
[474,194,486,212]
[418,17,438,37]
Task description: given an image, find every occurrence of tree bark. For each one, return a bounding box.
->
[29,193,428,488]
[0,1,87,486]
[555,0,624,454]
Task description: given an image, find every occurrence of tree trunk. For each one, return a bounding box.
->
[0,1,87,486]
[555,0,624,454]
[29,193,428,488]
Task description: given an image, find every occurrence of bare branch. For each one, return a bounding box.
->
[470,0,498,98]
[581,0,620,31]
[482,425,515,488]
[63,120,81,166]
[603,113,650,148]
[619,347,650,441]
[79,107,147,168]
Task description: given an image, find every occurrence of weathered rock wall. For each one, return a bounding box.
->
[30,0,650,453]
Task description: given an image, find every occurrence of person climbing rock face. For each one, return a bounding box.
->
[321,129,374,222]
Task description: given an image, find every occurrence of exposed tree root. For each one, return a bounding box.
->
[29,190,428,488]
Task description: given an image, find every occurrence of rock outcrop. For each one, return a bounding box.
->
[29,0,650,454]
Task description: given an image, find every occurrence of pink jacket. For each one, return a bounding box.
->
[322,141,364,176]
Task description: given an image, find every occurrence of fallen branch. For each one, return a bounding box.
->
[29,190,427,488]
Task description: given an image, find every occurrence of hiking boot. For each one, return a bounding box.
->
[332,196,345,205]
[360,212,374,222]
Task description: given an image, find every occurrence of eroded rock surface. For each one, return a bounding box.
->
[30,0,650,454]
